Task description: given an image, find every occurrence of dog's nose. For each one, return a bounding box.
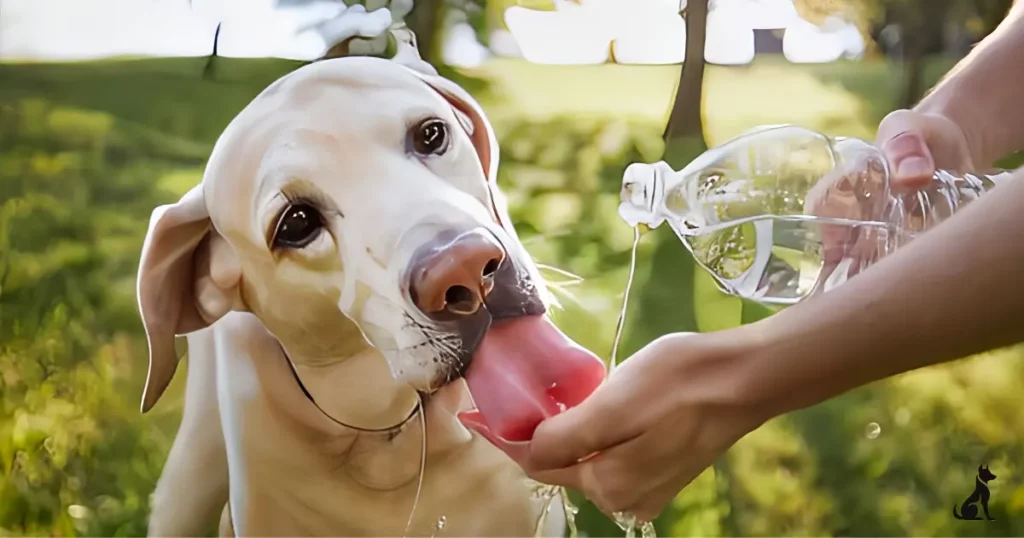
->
[408,229,505,319]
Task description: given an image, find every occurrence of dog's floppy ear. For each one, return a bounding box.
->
[136,184,243,412]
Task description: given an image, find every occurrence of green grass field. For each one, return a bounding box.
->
[2,54,1023,537]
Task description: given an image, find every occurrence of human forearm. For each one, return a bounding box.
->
[734,166,1024,418]
[916,3,1024,168]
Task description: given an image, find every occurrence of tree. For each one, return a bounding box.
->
[662,0,710,166]
[795,0,1015,110]
[203,22,221,81]
[889,0,953,108]
[404,0,447,66]
[623,0,721,369]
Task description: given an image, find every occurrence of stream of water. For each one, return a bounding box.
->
[607,227,656,538]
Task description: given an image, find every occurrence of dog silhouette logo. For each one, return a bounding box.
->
[953,464,997,521]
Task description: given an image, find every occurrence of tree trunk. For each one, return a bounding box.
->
[898,45,925,110]
[203,23,221,81]
[662,0,709,167]
[621,0,710,368]
[896,0,949,109]
[405,0,447,67]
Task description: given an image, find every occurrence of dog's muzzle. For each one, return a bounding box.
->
[406,228,506,321]
[402,225,606,454]
[402,226,546,376]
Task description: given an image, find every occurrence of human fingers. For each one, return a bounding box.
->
[876,109,977,190]
[545,433,702,522]
[526,382,640,471]
[876,113,937,190]
[457,411,531,463]
[606,432,714,522]
[530,441,644,516]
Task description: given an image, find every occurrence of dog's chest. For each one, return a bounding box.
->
[215,381,562,536]
[222,416,564,536]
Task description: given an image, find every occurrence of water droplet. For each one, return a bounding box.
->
[865,422,881,439]
[435,515,446,530]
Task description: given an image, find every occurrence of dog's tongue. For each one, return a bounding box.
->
[459,315,606,451]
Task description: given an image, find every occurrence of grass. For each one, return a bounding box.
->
[0,52,958,420]
[468,56,958,144]
[1,54,957,152]
[4,53,1023,537]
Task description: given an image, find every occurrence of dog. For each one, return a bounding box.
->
[953,465,997,521]
[135,52,606,536]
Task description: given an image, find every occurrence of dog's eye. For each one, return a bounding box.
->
[409,118,450,156]
[273,203,323,249]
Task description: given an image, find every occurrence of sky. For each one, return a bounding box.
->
[0,0,860,63]
[0,0,338,61]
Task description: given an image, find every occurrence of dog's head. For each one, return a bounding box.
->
[135,57,604,447]
[978,465,997,483]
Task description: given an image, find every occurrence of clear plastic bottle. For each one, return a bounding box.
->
[618,125,1011,305]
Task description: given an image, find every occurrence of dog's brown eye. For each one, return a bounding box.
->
[409,118,449,156]
[273,203,323,249]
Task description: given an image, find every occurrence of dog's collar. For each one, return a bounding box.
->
[280,346,422,434]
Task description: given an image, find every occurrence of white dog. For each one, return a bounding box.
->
[135,53,606,536]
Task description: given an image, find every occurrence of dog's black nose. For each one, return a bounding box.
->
[407,229,505,320]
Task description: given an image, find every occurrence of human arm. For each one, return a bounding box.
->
[734,164,1024,418]
[524,165,1024,521]
[878,2,1024,186]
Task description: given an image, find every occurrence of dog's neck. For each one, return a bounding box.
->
[289,346,421,432]
[281,344,482,493]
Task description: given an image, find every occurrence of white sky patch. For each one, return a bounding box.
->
[0,0,863,64]
[0,0,342,61]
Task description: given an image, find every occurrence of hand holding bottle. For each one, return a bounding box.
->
[527,3,1024,525]
[874,109,976,190]
[804,110,992,286]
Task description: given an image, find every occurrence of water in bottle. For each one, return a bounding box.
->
[618,125,1009,304]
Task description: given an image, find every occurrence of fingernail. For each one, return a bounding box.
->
[896,156,931,179]
[883,131,925,154]
[883,132,932,179]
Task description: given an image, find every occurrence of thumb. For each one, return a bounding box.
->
[875,112,936,190]
[526,386,636,472]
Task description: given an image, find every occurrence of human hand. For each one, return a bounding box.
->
[874,109,974,190]
[800,109,975,290]
[522,332,766,522]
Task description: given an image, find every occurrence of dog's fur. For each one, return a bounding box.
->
[953,465,997,521]
[137,55,566,536]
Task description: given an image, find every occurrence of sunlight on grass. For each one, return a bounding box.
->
[3,54,1021,537]
[472,57,879,146]
[704,61,876,143]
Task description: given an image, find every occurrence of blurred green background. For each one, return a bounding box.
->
[2,0,1024,536]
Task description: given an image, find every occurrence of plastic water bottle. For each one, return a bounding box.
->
[618,125,1011,305]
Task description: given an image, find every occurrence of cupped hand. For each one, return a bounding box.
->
[875,109,974,190]
[521,332,766,522]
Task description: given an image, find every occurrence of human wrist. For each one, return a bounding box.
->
[718,321,799,421]
[722,304,874,421]
[659,326,781,428]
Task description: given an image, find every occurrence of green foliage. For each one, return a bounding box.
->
[1,56,1023,537]
[0,95,191,535]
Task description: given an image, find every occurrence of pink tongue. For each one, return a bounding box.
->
[459,315,606,447]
